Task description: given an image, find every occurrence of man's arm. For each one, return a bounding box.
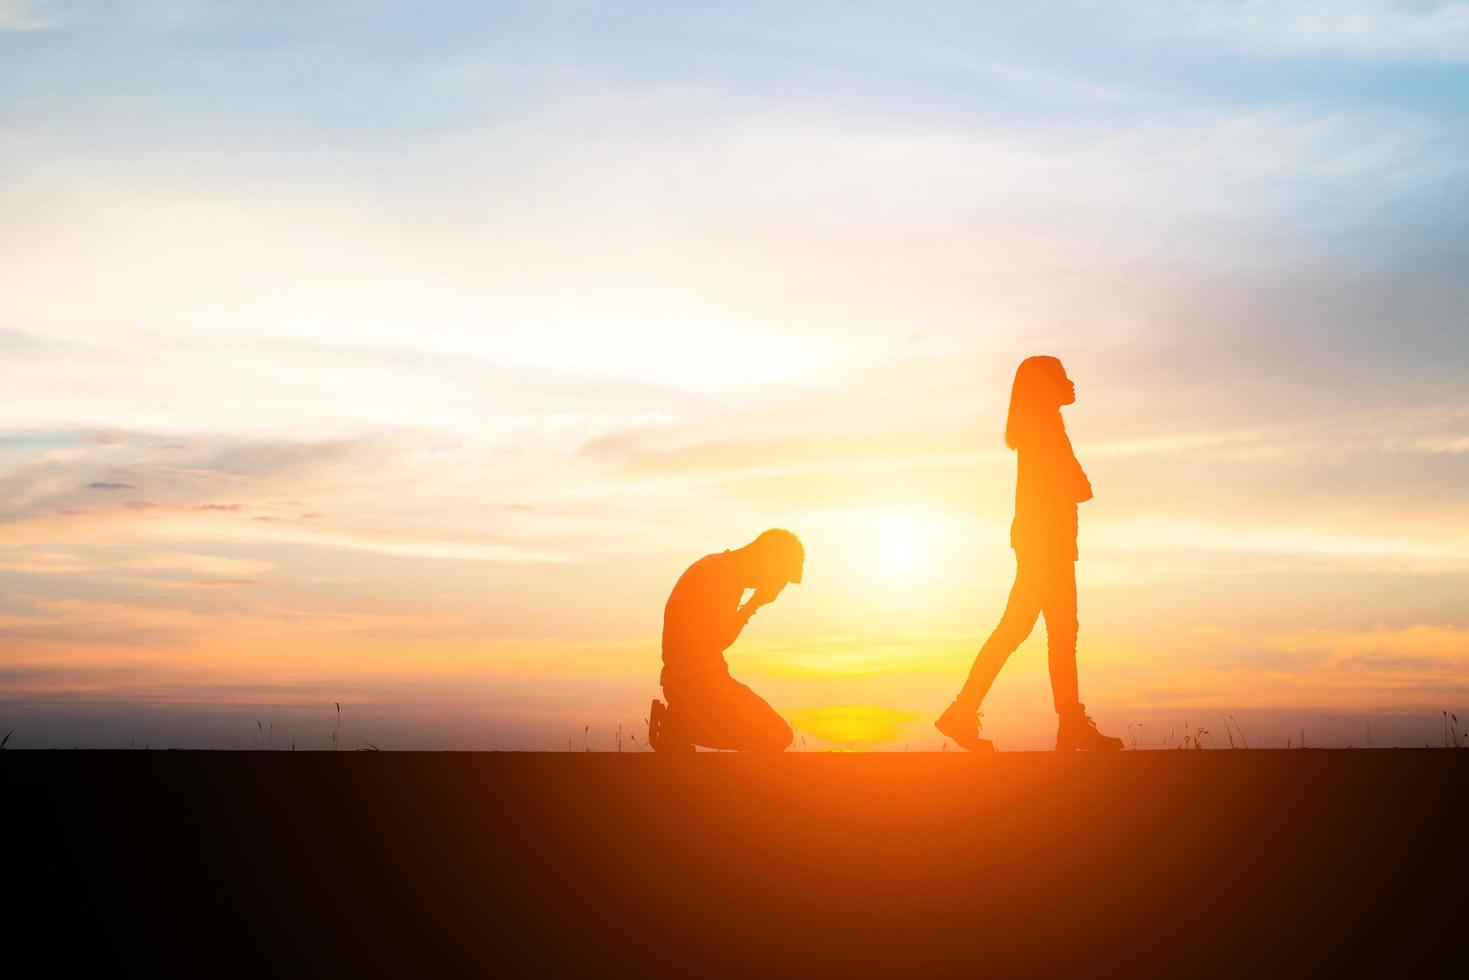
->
[738,582,786,622]
[703,585,784,652]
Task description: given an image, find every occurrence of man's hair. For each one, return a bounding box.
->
[750,528,804,583]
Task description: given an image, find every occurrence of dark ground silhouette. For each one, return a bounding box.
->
[7,750,1467,975]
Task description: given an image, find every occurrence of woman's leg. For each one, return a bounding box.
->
[1039,558,1080,715]
[1046,557,1122,749]
[954,559,1043,710]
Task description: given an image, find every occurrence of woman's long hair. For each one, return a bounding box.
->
[1004,355,1065,450]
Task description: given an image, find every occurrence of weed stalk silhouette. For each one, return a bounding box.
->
[327,702,341,751]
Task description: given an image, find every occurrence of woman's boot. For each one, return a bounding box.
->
[1056,704,1123,751]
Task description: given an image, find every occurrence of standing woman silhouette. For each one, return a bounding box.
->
[936,355,1122,752]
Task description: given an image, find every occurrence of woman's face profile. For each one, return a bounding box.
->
[1050,362,1076,406]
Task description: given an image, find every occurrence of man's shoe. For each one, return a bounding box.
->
[648,699,692,753]
[935,701,995,752]
[1056,704,1123,751]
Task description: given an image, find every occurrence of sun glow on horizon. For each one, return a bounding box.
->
[786,705,920,746]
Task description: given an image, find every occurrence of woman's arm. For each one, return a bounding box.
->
[1059,429,1093,502]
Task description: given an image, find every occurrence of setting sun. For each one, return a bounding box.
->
[870,514,930,580]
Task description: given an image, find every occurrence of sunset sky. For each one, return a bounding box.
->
[3,0,1467,750]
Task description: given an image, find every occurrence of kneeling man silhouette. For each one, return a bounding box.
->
[648,529,802,753]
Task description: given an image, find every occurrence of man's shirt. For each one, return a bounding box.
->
[661,550,745,683]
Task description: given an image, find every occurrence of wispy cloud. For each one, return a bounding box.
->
[0,0,65,30]
[125,553,276,577]
[0,0,207,32]
[1137,0,1469,62]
